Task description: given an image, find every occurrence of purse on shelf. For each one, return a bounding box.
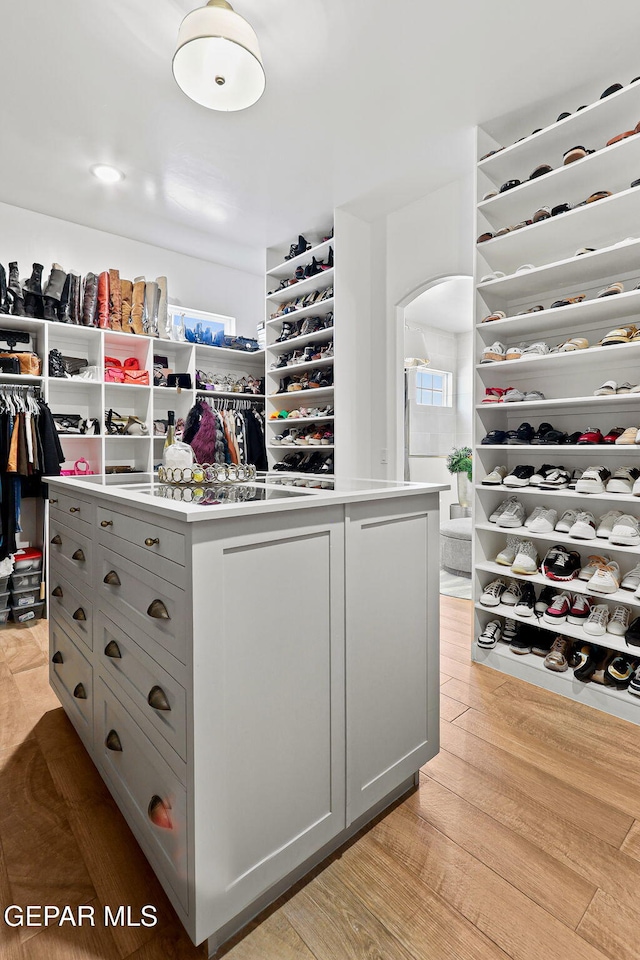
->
[62,356,88,376]
[153,419,169,437]
[0,329,34,352]
[60,458,94,477]
[123,369,149,385]
[105,356,140,369]
[167,373,192,389]
[0,356,20,374]
[0,352,42,375]
[105,367,125,383]
[53,414,83,435]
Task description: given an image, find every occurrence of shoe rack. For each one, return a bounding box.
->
[265,228,335,477]
[0,315,264,475]
[473,77,640,727]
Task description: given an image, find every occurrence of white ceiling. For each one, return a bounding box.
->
[404,277,473,334]
[2,0,640,273]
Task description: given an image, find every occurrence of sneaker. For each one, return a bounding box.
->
[576,466,611,494]
[596,510,624,539]
[555,509,579,533]
[577,427,604,445]
[607,605,631,636]
[534,585,556,614]
[544,636,573,672]
[480,579,507,606]
[604,654,638,690]
[504,465,536,487]
[594,380,617,396]
[521,342,550,357]
[529,508,558,533]
[509,422,535,445]
[568,469,583,489]
[588,560,621,594]
[525,506,546,528]
[625,617,640,646]
[529,463,557,485]
[543,592,572,623]
[542,545,582,581]
[502,580,524,605]
[621,563,640,590]
[567,594,593,624]
[477,620,502,648]
[616,426,640,445]
[573,643,601,681]
[511,540,539,574]
[509,624,533,655]
[539,468,571,489]
[489,496,518,523]
[514,582,536,617]
[579,554,611,581]
[568,511,597,540]
[633,475,640,497]
[497,500,526,528]
[606,468,640,494]
[584,603,610,636]
[482,465,508,485]
[502,618,519,642]
[591,650,615,685]
[531,632,554,656]
[610,515,640,546]
[481,342,507,362]
[503,388,526,402]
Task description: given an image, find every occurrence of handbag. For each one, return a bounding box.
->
[123,369,149,385]
[0,329,34,352]
[0,356,20,374]
[61,356,88,375]
[61,458,94,477]
[105,367,125,383]
[167,373,192,389]
[0,352,42,375]
[52,414,83,434]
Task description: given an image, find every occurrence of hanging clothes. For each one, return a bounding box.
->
[184,398,266,471]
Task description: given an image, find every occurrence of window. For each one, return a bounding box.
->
[415,368,452,407]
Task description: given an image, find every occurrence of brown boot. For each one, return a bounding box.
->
[97,271,110,328]
[121,279,133,332]
[130,278,145,335]
[109,269,122,331]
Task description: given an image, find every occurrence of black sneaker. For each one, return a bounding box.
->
[482,429,507,445]
[531,630,554,656]
[531,423,554,444]
[510,624,533,655]
[625,617,640,648]
[534,585,556,614]
[504,465,536,487]
[502,618,519,643]
[512,422,535,444]
[573,643,601,681]
[542,545,582,581]
[514,581,536,616]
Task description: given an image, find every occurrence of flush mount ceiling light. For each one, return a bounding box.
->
[91,164,124,184]
[173,0,265,112]
[404,324,431,368]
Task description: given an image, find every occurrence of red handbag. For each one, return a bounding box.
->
[123,369,149,386]
[123,357,140,370]
[105,356,122,368]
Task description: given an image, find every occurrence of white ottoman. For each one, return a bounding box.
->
[440,517,472,577]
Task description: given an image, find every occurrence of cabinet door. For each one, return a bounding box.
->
[345,494,439,823]
[189,507,345,943]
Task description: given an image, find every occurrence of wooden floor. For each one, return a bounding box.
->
[1,602,638,959]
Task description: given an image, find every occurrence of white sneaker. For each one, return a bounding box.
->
[529,508,558,533]
[489,496,518,523]
[584,604,610,636]
[606,467,640,494]
[482,465,507,485]
[525,506,546,528]
[610,515,640,546]
[569,511,597,540]
[521,342,550,357]
[588,560,621,594]
[633,476,640,497]
[576,466,611,494]
[497,501,526,528]
[477,620,502,648]
[579,554,612,581]
[503,388,526,402]
[555,509,579,533]
[502,580,523,605]
[621,563,640,590]
[480,579,506,606]
[596,510,624,539]
[608,606,631,636]
[512,540,539,575]
[496,537,522,566]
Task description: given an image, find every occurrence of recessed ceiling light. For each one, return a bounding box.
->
[91,164,124,184]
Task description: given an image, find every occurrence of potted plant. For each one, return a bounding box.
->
[446,446,472,508]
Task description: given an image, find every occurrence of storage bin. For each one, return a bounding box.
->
[0,609,10,625]
[13,547,43,573]
[0,591,10,611]
[0,576,9,593]
[11,586,39,607]
[10,571,40,590]
[12,601,45,623]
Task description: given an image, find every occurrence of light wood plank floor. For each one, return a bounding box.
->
[1,602,636,959]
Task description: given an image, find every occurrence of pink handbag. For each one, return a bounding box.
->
[105,367,125,383]
[60,458,94,477]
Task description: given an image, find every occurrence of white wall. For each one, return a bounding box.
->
[0,202,264,337]
[407,327,457,458]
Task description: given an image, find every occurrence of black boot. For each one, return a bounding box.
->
[0,264,6,314]
[6,262,25,316]
[23,263,44,318]
[69,274,82,325]
[82,273,98,326]
[42,263,67,322]
[58,274,71,322]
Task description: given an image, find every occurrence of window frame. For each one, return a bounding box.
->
[415,367,452,408]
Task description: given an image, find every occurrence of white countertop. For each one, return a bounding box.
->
[46,473,448,523]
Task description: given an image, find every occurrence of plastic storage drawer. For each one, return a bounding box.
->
[11,571,41,590]
[11,586,39,608]
[12,601,45,623]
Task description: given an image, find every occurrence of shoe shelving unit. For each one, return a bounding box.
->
[265,228,335,476]
[473,78,640,726]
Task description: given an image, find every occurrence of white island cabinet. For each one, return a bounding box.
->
[46,473,445,954]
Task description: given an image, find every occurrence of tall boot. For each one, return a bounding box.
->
[58,274,71,322]
[143,281,159,337]
[0,264,6,315]
[82,273,98,326]
[7,262,25,316]
[156,276,169,339]
[69,273,82,325]
[130,278,145,335]
[43,263,67,321]
[24,263,44,318]
[120,279,133,332]
[97,271,110,328]
[109,269,122,331]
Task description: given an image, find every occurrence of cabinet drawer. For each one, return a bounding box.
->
[95,678,188,912]
[97,506,185,568]
[96,612,187,762]
[50,620,93,737]
[49,490,94,530]
[97,545,187,665]
[49,521,92,588]
[49,574,93,651]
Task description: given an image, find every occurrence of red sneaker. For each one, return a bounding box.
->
[577,427,604,444]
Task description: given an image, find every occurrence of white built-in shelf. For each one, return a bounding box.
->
[476,339,640,375]
[267,297,334,326]
[267,356,333,376]
[268,327,334,352]
[266,268,334,305]
[104,382,151,392]
[476,394,640,413]
[477,521,640,556]
[0,373,43,382]
[268,385,334,401]
[0,314,48,333]
[267,239,333,279]
[194,346,264,362]
[475,484,640,505]
[268,444,334,451]
[105,435,151,441]
[48,378,102,387]
[477,559,640,610]
[267,415,334,427]
[195,390,264,400]
[477,444,639,453]
[477,289,640,340]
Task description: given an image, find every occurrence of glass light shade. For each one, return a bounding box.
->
[173,1,265,112]
[404,325,430,368]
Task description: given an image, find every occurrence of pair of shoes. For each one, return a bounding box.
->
[495,537,539,574]
[594,380,640,395]
[481,387,546,402]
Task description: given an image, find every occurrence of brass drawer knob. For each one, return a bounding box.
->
[73,608,87,622]
[104,640,122,659]
[144,537,160,547]
[103,570,121,586]
[148,795,172,829]
[105,729,123,752]
[73,683,87,700]
[49,498,58,504]
[51,534,63,546]
[147,599,170,620]
[52,651,64,664]
[147,686,171,712]
[72,549,86,563]
[69,507,81,514]
[51,586,63,598]
[100,519,113,528]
